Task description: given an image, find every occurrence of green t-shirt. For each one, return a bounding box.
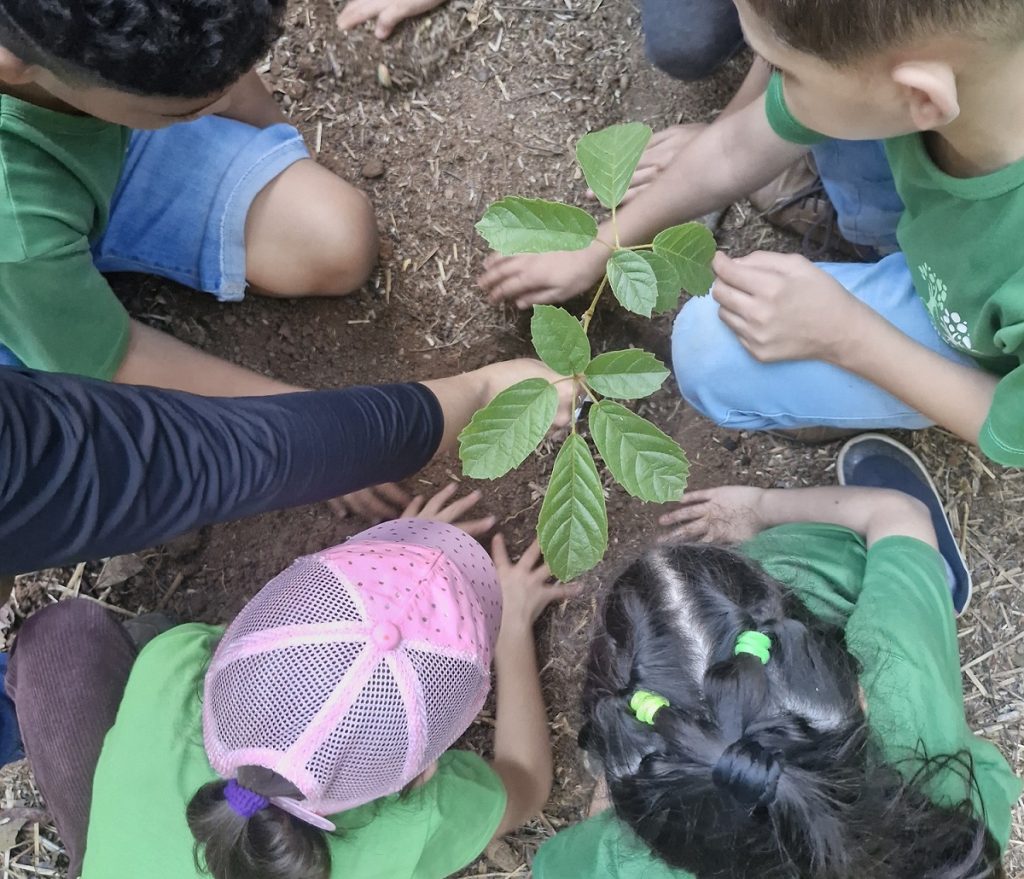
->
[533,524,1022,879]
[81,624,508,879]
[0,94,132,378]
[765,74,1024,467]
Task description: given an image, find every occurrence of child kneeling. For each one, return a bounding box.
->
[535,482,1020,878]
[8,514,573,878]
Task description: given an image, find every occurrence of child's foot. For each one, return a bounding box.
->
[837,433,971,614]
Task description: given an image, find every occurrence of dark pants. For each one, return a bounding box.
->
[6,600,137,877]
[641,0,744,80]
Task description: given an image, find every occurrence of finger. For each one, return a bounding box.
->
[400,494,426,517]
[514,288,566,310]
[375,5,405,38]
[483,252,511,272]
[477,258,520,292]
[713,251,777,291]
[626,164,658,188]
[452,514,497,536]
[435,487,483,521]
[716,303,754,342]
[657,500,712,526]
[488,272,543,304]
[377,482,413,505]
[422,482,459,514]
[661,520,710,542]
[490,532,511,568]
[347,490,398,521]
[518,539,543,568]
[328,496,349,519]
[336,0,384,29]
[545,582,583,604]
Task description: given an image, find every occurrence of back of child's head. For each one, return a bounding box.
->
[186,519,502,879]
[580,543,1002,879]
[0,0,285,97]
[743,0,1024,64]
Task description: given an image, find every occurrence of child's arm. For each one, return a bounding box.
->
[708,252,1000,446]
[113,319,301,395]
[661,485,938,549]
[489,537,579,837]
[479,95,808,308]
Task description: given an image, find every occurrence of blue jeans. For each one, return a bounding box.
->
[672,253,975,431]
[0,116,309,368]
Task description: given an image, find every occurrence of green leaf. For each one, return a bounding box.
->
[652,223,716,296]
[537,434,608,581]
[475,197,598,255]
[531,305,591,376]
[458,379,558,479]
[606,250,658,317]
[575,123,653,211]
[589,401,689,502]
[635,251,683,313]
[584,349,670,399]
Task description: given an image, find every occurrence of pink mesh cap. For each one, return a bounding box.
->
[202,519,501,825]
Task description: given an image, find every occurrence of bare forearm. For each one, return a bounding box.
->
[491,624,552,833]
[419,370,490,456]
[114,320,300,396]
[755,486,937,547]
[835,306,998,444]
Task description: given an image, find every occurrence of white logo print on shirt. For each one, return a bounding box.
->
[919,263,973,351]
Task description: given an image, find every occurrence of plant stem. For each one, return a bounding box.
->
[626,243,654,251]
[581,274,608,334]
[611,206,620,248]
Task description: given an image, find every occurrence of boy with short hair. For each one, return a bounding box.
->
[0,0,379,396]
[480,0,1024,468]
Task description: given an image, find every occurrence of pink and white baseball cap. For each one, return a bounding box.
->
[202,519,501,829]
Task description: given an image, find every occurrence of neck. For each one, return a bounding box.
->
[928,47,1024,177]
[0,80,80,115]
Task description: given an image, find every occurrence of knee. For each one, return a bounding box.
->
[671,297,739,422]
[12,600,102,668]
[302,185,379,296]
[643,20,741,81]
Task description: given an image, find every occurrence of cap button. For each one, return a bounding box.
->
[372,622,402,651]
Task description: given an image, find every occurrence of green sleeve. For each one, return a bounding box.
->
[534,811,692,879]
[414,751,507,877]
[764,72,826,146]
[0,241,131,379]
[979,363,1024,467]
[846,537,1021,849]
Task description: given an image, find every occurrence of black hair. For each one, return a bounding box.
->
[186,767,331,879]
[580,543,1004,879]
[0,0,285,97]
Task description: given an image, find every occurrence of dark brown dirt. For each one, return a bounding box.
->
[8,0,1023,875]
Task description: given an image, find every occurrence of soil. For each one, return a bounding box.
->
[8,0,1024,876]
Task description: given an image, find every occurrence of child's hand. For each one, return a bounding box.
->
[479,359,576,428]
[329,482,413,522]
[400,482,496,536]
[336,0,446,39]
[659,486,769,544]
[478,246,608,310]
[492,535,580,631]
[594,123,707,207]
[711,251,865,363]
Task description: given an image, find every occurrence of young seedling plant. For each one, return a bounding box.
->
[460,123,715,581]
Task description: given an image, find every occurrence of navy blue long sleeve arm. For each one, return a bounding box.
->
[0,369,444,575]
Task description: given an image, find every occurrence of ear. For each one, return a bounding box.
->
[0,46,35,84]
[891,61,960,131]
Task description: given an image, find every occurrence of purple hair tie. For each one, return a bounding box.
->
[225,779,270,819]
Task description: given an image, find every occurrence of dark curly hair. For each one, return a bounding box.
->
[580,543,1004,879]
[0,0,286,97]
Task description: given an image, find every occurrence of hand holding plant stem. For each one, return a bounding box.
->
[462,123,718,581]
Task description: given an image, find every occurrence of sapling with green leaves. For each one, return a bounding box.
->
[460,123,716,581]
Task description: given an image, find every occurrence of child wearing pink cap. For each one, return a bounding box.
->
[7,493,577,879]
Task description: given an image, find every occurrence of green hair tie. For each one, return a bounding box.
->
[734,630,772,664]
[629,690,670,726]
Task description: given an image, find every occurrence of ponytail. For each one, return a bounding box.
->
[186,779,331,879]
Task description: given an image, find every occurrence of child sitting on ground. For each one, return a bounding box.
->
[480,0,1024,467]
[0,0,376,396]
[533,453,1021,877]
[7,490,577,879]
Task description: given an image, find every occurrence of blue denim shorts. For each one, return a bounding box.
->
[0,116,309,368]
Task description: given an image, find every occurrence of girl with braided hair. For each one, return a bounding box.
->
[534,436,1020,879]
